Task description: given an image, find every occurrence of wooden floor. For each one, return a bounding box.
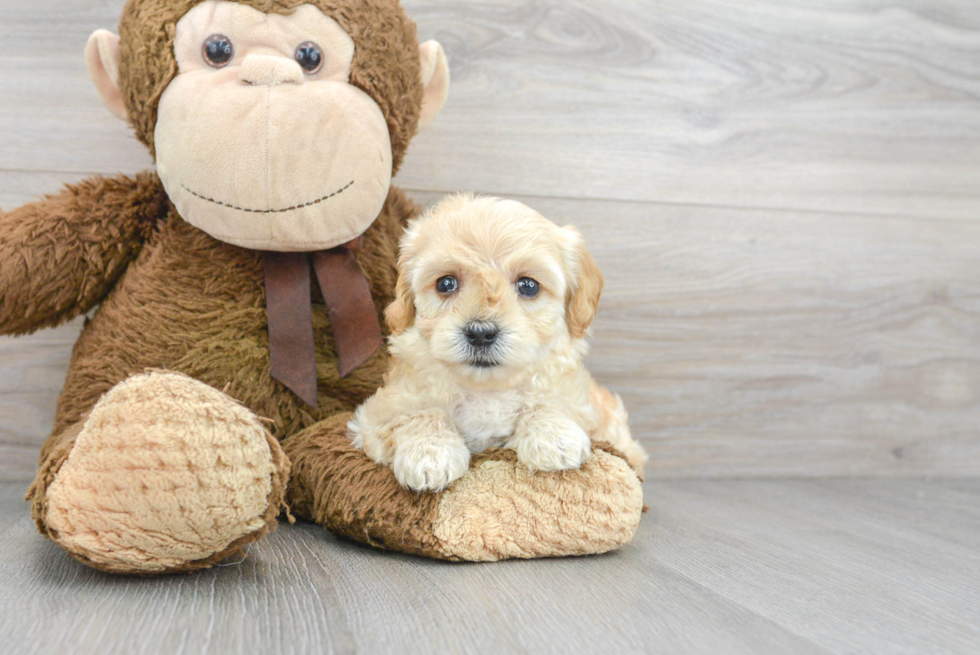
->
[1,0,979,653]
[1,478,978,654]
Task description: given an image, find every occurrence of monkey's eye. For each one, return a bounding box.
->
[295,42,324,74]
[516,277,540,298]
[436,276,459,295]
[202,34,234,68]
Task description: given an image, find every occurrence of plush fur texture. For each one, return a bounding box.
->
[1,0,645,572]
[350,195,648,491]
[45,183,409,444]
[283,413,643,561]
[432,445,644,561]
[153,2,398,251]
[12,178,411,573]
[0,172,167,335]
[39,371,288,574]
[117,0,423,170]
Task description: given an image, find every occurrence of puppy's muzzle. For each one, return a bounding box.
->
[462,321,502,367]
[463,322,499,349]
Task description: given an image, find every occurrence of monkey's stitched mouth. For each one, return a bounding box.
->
[181,180,355,214]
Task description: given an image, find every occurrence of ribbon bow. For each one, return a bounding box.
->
[262,237,383,407]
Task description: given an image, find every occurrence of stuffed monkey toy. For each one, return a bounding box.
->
[0,0,643,574]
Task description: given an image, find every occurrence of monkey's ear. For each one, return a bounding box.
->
[417,40,450,132]
[85,29,128,121]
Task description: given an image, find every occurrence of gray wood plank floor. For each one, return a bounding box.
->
[1,479,978,655]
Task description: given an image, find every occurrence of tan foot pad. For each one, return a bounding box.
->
[43,372,287,574]
[433,447,645,561]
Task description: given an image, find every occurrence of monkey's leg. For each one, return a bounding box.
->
[284,414,644,561]
[26,371,289,574]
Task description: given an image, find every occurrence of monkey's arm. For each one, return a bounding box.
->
[0,172,167,335]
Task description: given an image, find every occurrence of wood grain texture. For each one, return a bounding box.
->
[411,191,980,478]
[1,0,979,219]
[2,1,979,479]
[0,319,79,484]
[0,1,150,174]
[2,180,978,481]
[1,479,978,654]
[401,0,980,220]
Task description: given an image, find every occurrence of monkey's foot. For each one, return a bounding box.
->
[431,445,644,560]
[284,415,644,562]
[36,372,289,574]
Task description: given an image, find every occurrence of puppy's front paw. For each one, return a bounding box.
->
[393,437,471,492]
[512,420,592,472]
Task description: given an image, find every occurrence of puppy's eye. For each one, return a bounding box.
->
[436,275,459,294]
[202,34,234,68]
[516,277,540,298]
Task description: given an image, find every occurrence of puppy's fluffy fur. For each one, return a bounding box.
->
[349,194,647,491]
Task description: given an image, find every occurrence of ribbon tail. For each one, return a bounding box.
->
[263,252,319,407]
[312,248,384,378]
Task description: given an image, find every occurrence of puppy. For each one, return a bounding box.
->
[348,194,647,491]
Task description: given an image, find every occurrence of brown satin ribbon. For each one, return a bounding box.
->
[263,238,383,407]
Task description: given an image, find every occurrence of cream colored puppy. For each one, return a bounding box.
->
[348,194,647,491]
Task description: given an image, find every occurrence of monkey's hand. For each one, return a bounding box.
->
[0,172,167,336]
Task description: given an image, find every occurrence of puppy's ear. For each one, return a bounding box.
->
[385,267,416,335]
[564,227,604,339]
[386,223,422,335]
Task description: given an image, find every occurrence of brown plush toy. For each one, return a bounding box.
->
[0,0,644,574]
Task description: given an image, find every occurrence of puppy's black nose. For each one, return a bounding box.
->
[464,323,499,348]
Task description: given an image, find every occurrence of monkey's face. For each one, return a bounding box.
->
[86,0,450,253]
[151,1,389,251]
